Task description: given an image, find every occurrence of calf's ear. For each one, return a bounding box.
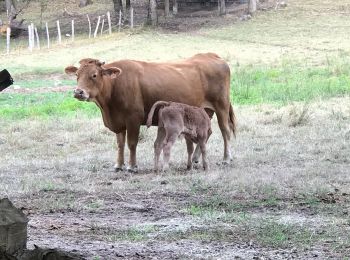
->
[102,67,122,79]
[65,66,78,75]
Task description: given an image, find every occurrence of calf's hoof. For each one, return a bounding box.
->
[114,164,126,172]
[127,165,138,173]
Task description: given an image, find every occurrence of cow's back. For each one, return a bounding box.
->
[106,53,230,125]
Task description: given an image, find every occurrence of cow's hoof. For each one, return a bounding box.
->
[114,164,126,172]
[127,165,138,173]
[216,161,230,166]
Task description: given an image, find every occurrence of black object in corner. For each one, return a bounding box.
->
[0,69,14,91]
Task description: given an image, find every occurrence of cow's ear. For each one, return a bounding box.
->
[102,67,122,79]
[65,66,78,75]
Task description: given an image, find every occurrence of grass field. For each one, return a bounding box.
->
[1,0,350,259]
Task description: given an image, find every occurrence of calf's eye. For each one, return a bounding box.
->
[92,74,97,78]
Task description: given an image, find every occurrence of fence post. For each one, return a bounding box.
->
[100,17,105,36]
[87,14,92,38]
[130,7,134,29]
[34,27,40,49]
[57,20,62,44]
[93,16,100,38]
[6,27,11,54]
[30,23,35,50]
[118,10,122,32]
[45,22,50,48]
[28,25,32,51]
[71,19,75,42]
[107,11,112,34]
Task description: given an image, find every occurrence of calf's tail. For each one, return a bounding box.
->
[229,103,237,138]
[146,101,171,128]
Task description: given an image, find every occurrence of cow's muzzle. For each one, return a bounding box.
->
[73,89,88,101]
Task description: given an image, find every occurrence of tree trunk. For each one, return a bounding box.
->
[219,0,226,15]
[173,0,178,15]
[112,0,122,24]
[148,0,157,26]
[5,0,16,15]
[248,0,257,14]
[165,0,170,17]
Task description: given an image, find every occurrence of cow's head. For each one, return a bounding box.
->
[65,58,122,101]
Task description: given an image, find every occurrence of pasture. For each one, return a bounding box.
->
[1,0,350,258]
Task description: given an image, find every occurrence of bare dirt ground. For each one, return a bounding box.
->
[1,97,349,259]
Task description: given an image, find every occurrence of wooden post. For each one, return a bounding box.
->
[71,19,75,42]
[93,16,101,38]
[107,11,112,34]
[118,10,122,32]
[34,27,40,49]
[173,0,178,15]
[87,14,92,38]
[45,22,50,48]
[57,20,61,44]
[30,23,35,50]
[28,25,32,51]
[100,17,105,36]
[130,7,134,29]
[6,27,10,54]
[165,0,170,17]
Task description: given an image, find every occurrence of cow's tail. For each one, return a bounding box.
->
[229,103,237,138]
[146,101,171,128]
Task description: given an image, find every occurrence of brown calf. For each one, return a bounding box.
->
[147,101,212,171]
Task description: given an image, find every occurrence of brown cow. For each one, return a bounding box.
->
[147,101,212,171]
[65,53,236,172]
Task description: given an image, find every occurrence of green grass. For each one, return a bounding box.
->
[2,58,349,120]
[14,79,75,88]
[0,92,98,119]
[232,58,350,104]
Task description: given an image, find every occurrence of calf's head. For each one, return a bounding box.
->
[65,58,122,101]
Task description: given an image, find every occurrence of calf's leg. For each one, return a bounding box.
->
[154,127,166,172]
[199,139,209,171]
[185,138,194,170]
[162,133,178,171]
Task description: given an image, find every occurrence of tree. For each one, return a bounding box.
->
[165,0,170,17]
[248,0,257,14]
[5,0,16,14]
[148,0,157,26]
[79,0,93,8]
[173,0,178,15]
[219,0,226,15]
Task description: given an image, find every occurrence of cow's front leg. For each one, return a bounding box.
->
[114,130,126,172]
[126,125,140,173]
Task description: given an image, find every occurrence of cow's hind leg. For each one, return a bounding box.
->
[185,138,194,170]
[114,130,126,172]
[154,127,166,172]
[216,106,232,164]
